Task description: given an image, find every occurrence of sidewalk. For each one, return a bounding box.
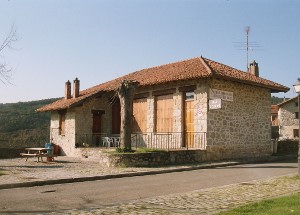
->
[0,155,295,190]
[0,156,241,190]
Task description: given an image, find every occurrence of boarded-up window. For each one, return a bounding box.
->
[59,111,66,135]
[132,98,147,132]
[155,94,174,132]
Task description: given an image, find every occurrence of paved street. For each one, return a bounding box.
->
[0,159,298,214]
[54,174,300,215]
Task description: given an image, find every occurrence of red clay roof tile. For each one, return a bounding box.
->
[37,56,289,112]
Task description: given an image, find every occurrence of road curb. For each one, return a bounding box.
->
[0,155,295,190]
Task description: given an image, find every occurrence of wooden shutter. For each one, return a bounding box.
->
[132,98,147,132]
[59,111,66,135]
[155,94,173,132]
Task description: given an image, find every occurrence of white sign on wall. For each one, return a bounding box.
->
[210,89,233,101]
[209,99,222,110]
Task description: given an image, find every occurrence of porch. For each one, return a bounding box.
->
[75,132,207,151]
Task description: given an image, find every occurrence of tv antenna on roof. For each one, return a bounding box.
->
[233,26,263,71]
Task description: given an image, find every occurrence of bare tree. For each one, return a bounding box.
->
[117,79,139,151]
[0,24,18,84]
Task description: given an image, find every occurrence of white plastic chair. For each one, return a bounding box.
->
[102,137,113,147]
[113,137,120,147]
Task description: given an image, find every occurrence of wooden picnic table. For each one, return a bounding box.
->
[20,147,54,162]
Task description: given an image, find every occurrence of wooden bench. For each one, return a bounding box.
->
[20,148,56,162]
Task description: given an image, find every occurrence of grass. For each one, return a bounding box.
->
[219,192,300,215]
[0,171,6,176]
[134,148,166,153]
[113,147,166,154]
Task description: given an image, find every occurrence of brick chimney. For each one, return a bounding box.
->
[249,60,259,77]
[65,80,71,100]
[73,78,80,98]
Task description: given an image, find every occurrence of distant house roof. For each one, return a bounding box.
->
[37,56,289,112]
[277,96,298,107]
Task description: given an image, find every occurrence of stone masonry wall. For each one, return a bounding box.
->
[194,83,208,135]
[73,95,113,157]
[105,150,206,167]
[75,95,113,135]
[51,94,114,157]
[278,99,299,140]
[51,110,75,156]
[206,79,272,159]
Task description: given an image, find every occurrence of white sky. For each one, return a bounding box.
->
[0,0,299,103]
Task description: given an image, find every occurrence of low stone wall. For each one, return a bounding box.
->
[105,150,209,167]
[0,148,24,159]
[76,147,271,167]
[277,140,298,155]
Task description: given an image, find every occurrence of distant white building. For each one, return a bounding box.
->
[278,97,299,140]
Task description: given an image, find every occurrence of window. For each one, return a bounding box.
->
[294,129,299,138]
[295,112,299,119]
[155,94,174,132]
[59,111,66,135]
[296,102,299,107]
[185,92,195,101]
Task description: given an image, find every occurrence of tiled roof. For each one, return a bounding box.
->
[37,56,289,112]
[277,96,298,107]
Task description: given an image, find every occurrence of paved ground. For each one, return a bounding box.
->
[0,156,299,215]
[0,156,153,186]
[49,175,300,215]
[0,156,242,188]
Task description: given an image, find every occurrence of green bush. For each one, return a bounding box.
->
[115,147,134,153]
[115,147,165,154]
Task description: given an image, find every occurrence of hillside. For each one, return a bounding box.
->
[271,96,287,105]
[0,98,59,148]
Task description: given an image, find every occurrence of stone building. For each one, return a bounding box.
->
[37,57,289,161]
[271,105,279,126]
[278,97,299,140]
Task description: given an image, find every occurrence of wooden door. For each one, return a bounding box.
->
[112,100,121,134]
[92,110,103,134]
[184,92,195,147]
